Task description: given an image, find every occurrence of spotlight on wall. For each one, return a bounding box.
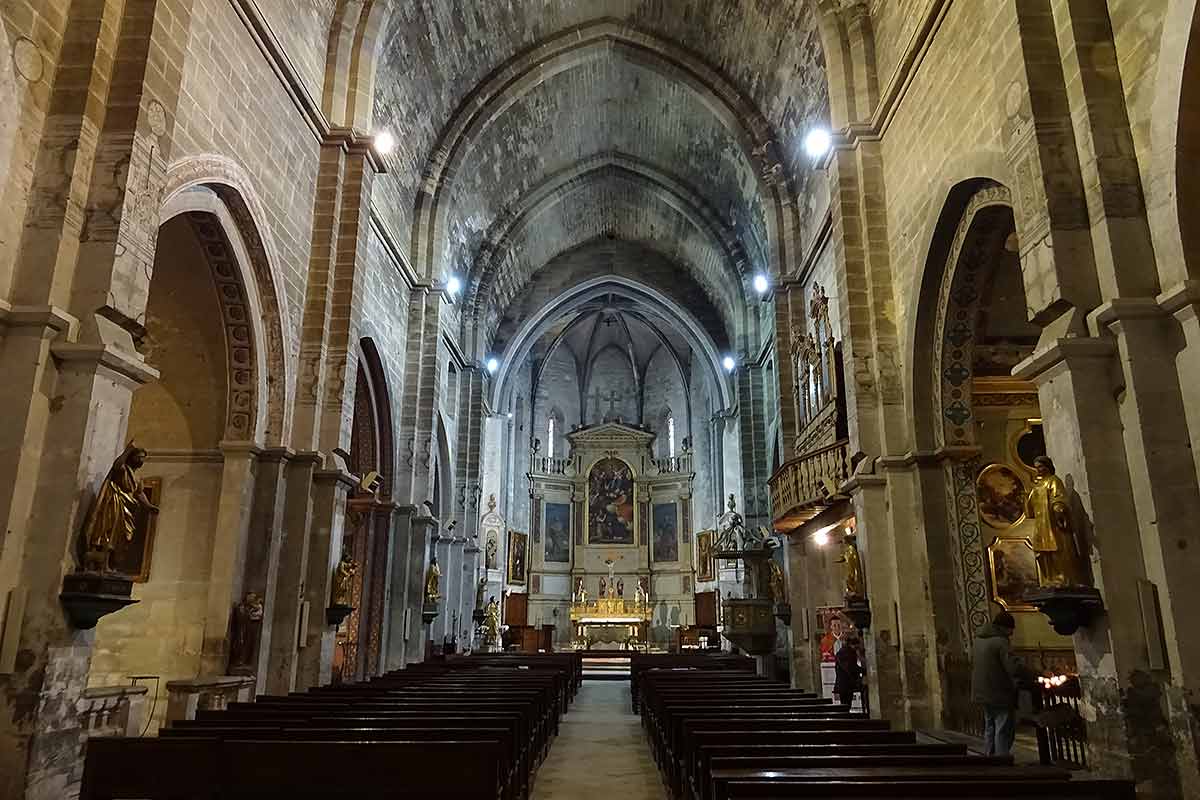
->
[803,127,832,160]
[486,357,500,373]
[753,273,770,295]
[446,275,462,294]
[812,523,838,548]
[722,355,736,373]
[374,131,396,155]
[507,412,514,419]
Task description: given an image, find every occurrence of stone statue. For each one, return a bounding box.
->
[81,443,158,573]
[228,591,264,675]
[331,552,358,606]
[599,575,607,599]
[424,556,441,603]
[768,559,787,604]
[838,534,865,602]
[616,578,624,598]
[476,576,487,609]
[485,533,498,570]
[483,596,501,645]
[1025,456,1087,588]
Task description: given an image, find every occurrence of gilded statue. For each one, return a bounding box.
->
[81,443,158,573]
[483,596,501,645]
[768,558,787,604]
[1025,456,1087,588]
[331,552,358,607]
[838,533,865,602]
[425,556,441,603]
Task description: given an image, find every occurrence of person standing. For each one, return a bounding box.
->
[972,611,1027,756]
[833,636,865,709]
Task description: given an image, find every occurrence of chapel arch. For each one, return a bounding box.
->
[1174,0,1200,280]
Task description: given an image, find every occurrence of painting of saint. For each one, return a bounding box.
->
[544,502,571,563]
[977,463,1027,529]
[507,530,528,585]
[988,535,1037,611]
[588,458,635,545]
[696,530,715,582]
[652,502,678,562]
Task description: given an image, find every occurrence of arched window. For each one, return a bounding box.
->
[548,417,556,458]
[667,416,676,457]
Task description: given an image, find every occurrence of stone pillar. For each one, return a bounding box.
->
[295,468,354,690]
[264,453,320,694]
[384,506,416,671]
[199,441,261,676]
[405,513,436,664]
[243,448,292,692]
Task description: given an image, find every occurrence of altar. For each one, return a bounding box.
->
[569,596,651,650]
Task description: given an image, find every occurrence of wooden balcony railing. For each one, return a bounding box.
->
[768,438,851,532]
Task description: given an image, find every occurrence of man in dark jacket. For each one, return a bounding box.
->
[971,611,1026,756]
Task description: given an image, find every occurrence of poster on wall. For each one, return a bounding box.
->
[544,502,571,563]
[652,502,679,562]
[507,530,528,585]
[588,458,635,544]
[816,605,852,701]
[696,530,715,582]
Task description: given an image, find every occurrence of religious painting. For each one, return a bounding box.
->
[544,502,571,563]
[988,535,1037,611]
[652,502,679,562]
[976,463,1027,529]
[696,530,716,582]
[111,477,161,582]
[507,530,528,585]
[588,458,635,544]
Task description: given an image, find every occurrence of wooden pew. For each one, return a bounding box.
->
[718,776,1135,799]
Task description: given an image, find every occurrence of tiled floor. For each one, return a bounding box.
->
[532,681,669,800]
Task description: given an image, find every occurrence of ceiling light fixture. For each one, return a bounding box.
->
[753,274,770,295]
[374,131,396,155]
[446,275,462,294]
[804,127,832,160]
[486,357,500,374]
[812,523,839,547]
[723,355,736,373]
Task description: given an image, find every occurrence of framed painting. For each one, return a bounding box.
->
[696,530,715,582]
[588,458,635,544]
[987,535,1038,611]
[652,502,678,562]
[507,530,528,585]
[111,477,161,582]
[544,502,571,563]
[976,463,1027,529]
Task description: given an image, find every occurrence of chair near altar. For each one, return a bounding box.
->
[569,596,651,650]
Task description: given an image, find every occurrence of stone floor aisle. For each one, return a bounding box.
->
[532,681,669,800]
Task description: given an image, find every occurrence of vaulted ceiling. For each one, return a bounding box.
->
[369,2,830,356]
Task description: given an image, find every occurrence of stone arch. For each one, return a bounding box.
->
[434,412,454,520]
[161,156,295,446]
[1150,0,1200,285]
[409,19,798,283]
[352,336,396,496]
[324,0,390,130]
[0,17,18,235]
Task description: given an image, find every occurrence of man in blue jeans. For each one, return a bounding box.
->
[971,610,1027,757]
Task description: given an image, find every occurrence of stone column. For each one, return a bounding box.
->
[243,448,292,692]
[199,441,261,676]
[405,512,436,664]
[264,453,320,694]
[295,468,355,690]
[384,506,416,671]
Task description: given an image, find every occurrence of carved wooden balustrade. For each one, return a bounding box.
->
[769,438,851,532]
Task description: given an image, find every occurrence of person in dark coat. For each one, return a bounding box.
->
[833,636,865,707]
[971,610,1029,756]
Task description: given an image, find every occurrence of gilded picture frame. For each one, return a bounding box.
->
[976,463,1027,530]
[987,535,1038,612]
[696,530,715,582]
[507,529,528,585]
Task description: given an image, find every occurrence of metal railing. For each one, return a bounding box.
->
[1033,676,1088,768]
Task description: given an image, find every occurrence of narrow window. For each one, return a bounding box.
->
[548,417,556,458]
[667,416,676,457]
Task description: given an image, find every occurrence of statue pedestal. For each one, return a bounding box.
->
[844,598,872,631]
[773,603,792,626]
[60,571,138,630]
[1025,586,1104,635]
[720,598,777,655]
[325,603,354,627]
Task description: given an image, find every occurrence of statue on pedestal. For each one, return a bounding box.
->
[331,552,358,607]
[1025,457,1087,588]
[485,534,498,570]
[838,533,865,602]
[80,443,158,573]
[228,591,264,675]
[483,597,501,646]
[424,556,441,603]
[768,559,787,604]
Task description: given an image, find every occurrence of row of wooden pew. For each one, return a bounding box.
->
[81,652,582,799]
[637,660,1134,800]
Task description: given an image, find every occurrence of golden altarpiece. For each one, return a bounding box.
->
[526,422,695,649]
